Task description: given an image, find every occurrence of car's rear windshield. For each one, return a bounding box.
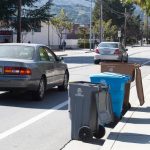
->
[99,43,118,48]
[0,45,35,60]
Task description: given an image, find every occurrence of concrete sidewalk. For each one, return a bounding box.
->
[101,74,150,150]
[62,71,150,150]
[59,48,150,150]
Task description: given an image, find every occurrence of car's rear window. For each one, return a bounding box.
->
[99,43,118,48]
[0,45,35,60]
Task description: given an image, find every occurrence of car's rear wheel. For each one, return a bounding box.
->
[33,77,46,100]
[94,59,100,64]
[122,55,128,63]
[58,71,69,91]
[124,56,128,63]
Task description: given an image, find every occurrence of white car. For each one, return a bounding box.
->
[94,42,128,64]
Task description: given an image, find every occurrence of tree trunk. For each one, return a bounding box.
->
[17,0,22,43]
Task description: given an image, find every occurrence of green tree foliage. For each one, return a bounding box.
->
[123,0,150,14]
[124,0,150,43]
[126,15,141,43]
[0,0,16,26]
[77,26,89,48]
[93,19,117,41]
[93,0,141,43]
[0,0,53,31]
[103,20,118,41]
[51,9,73,46]
[93,0,135,28]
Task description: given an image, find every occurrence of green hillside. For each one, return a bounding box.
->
[51,4,90,25]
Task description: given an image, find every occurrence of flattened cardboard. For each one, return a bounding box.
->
[101,62,144,106]
[101,62,139,82]
[136,68,145,106]
[124,83,131,107]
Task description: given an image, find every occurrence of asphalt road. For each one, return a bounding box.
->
[0,46,150,150]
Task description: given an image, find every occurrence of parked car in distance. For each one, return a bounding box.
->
[94,42,128,64]
[0,43,69,100]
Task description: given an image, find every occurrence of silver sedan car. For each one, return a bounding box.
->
[0,43,69,100]
[94,42,128,64]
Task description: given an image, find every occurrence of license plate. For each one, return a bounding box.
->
[0,67,3,74]
[104,50,110,54]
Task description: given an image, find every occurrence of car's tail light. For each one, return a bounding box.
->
[95,48,100,54]
[114,49,121,55]
[4,67,31,75]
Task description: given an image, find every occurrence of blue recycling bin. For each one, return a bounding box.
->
[90,72,130,118]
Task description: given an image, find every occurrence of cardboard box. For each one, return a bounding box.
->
[101,62,140,82]
[100,62,144,107]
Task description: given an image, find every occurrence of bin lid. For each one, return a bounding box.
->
[90,72,131,82]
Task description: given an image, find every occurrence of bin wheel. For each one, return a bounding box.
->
[78,126,92,141]
[94,125,105,139]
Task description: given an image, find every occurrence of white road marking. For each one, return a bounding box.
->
[142,60,150,66]
[0,100,68,140]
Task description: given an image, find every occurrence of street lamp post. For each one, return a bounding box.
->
[86,0,93,51]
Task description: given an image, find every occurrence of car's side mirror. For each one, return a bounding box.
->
[57,56,64,62]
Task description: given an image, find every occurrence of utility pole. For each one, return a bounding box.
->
[100,0,103,43]
[48,0,51,48]
[89,0,92,51]
[146,14,149,44]
[17,0,22,43]
[124,7,127,47]
[48,22,50,48]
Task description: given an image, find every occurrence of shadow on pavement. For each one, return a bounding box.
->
[64,56,94,64]
[122,106,150,124]
[84,138,105,146]
[129,57,150,66]
[131,106,150,113]
[107,132,150,144]
[0,88,68,110]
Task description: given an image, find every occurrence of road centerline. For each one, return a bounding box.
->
[0,100,68,140]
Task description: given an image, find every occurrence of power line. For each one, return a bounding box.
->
[103,1,125,17]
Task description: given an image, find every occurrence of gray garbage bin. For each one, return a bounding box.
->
[69,81,113,141]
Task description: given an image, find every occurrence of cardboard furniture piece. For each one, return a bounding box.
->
[136,68,145,106]
[101,62,145,108]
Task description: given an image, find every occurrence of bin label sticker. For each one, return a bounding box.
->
[75,88,84,97]
[108,68,113,72]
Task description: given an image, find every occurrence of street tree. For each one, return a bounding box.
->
[0,0,53,42]
[0,0,16,27]
[126,15,141,43]
[93,19,118,41]
[93,0,140,44]
[77,26,89,48]
[93,0,135,28]
[123,0,150,43]
[51,9,73,48]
